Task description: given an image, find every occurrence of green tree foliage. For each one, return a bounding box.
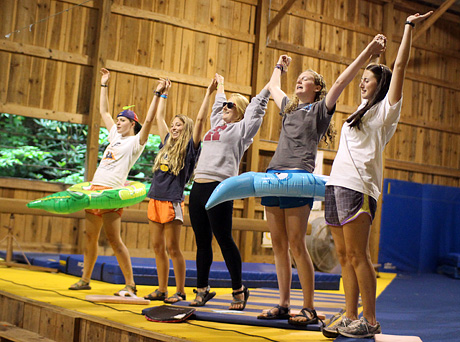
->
[0,113,161,185]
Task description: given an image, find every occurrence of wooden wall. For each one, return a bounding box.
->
[0,0,459,265]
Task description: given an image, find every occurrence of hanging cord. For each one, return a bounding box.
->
[4,0,93,39]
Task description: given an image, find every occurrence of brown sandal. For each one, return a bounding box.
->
[164,292,186,304]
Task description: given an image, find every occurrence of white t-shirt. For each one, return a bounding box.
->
[91,126,145,188]
[327,94,402,201]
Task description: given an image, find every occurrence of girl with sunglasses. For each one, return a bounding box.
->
[188,74,270,310]
[324,11,432,339]
[68,69,164,296]
[257,35,387,325]
[143,78,216,304]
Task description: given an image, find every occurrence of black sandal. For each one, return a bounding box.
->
[144,289,167,301]
[229,286,249,311]
[164,292,186,304]
[189,286,216,307]
[257,304,291,320]
[288,307,319,326]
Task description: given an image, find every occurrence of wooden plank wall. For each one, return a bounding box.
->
[0,0,459,265]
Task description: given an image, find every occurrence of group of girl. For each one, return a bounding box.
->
[68,11,431,339]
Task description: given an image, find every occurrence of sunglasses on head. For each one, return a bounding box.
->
[223,102,235,109]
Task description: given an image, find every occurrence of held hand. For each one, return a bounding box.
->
[407,11,433,25]
[215,73,224,86]
[100,68,110,85]
[368,34,387,56]
[208,77,218,94]
[164,78,171,94]
[276,55,292,73]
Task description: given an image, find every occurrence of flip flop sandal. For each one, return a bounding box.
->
[69,279,91,290]
[164,292,186,304]
[114,285,138,297]
[144,289,167,301]
[288,307,319,326]
[257,304,291,320]
[189,286,216,307]
[229,286,250,311]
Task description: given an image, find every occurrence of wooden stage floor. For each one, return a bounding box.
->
[0,266,395,341]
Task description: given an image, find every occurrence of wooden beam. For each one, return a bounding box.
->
[269,39,355,66]
[0,39,91,66]
[106,60,252,95]
[413,0,457,42]
[389,0,456,66]
[386,159,460,178]
[0,198,269,232]
[269,1,379,36]
[267,0,297,35]
[0,103,86,124]
[85,0,111,181]
[111,4,255,44]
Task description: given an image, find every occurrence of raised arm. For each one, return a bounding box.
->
[193,76,218,148]
[325,34,387,111]
[99,68,115,131]
[156,79,171,142]
[138,79,167,145]
[267,55,291,109]
[388,11,432,106]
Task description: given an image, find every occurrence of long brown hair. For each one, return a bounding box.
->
[347,63,392,129]
[152,114,194,176]
[283,69,335,146]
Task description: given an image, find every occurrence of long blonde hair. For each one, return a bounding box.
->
[282,69,335,146]
[152,114,194,176]
[229,93,249,122]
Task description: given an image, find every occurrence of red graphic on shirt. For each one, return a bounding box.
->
[204,124,227,141]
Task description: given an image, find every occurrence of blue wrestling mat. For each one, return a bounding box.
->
[1,251,341,290]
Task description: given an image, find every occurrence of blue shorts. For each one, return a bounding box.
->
[260,170,314,209]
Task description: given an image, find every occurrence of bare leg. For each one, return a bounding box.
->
[260,206,291,316]
[81,212,103,282]
[102,212,134,286]
[164,220,186,296]
[285,205,315,311]
[342,214,376,324]
[330,225,359,321]
[150,220,169,293]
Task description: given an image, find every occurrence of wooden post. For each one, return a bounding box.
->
[368,1,397,264]
[84,0,111,181]
[240,0,270,261]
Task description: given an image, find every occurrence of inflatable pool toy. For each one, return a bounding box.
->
[27,181,149,214]
[205,172,329,210]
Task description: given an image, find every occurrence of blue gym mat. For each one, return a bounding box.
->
[1,251,341,290]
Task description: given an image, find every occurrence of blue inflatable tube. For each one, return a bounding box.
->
[205,172,329,210]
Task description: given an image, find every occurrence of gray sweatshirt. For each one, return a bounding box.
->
[194,89,270,182]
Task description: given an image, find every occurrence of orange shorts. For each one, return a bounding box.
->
[84,184,123,217]
[148,199,184,224]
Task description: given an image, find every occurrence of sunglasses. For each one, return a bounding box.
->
[223,102,235,109]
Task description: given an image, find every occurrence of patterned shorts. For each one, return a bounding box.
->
[325,185,377,226]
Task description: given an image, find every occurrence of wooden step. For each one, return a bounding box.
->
[0,322,55,342]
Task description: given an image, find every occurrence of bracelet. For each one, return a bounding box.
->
[101,84,108,87]
[160,94,168,99]
[405,20,415,27]
[155,91,162,97]
[217,83,224,89]
[275,64,284,72]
